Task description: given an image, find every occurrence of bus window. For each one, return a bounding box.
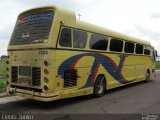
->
[124,42,134,53]
[110,39,123,52]
[144,46,151,55]
[10,11,54,45]
[59,28,72,47]
[155,50,158,57]
[152,50,156,61]
[89,33,108,51]
[136,44,143,54]
[73,30,87,48]
[152,50,158,61]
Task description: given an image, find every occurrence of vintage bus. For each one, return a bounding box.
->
[7,6,157,101]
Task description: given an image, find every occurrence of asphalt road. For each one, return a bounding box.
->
[0,71,160,115]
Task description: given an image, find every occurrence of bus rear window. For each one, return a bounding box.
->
[10,10,54,45]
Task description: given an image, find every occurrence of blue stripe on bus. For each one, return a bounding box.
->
[58,53,133,88]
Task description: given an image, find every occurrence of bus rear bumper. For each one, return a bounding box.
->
[7,87,60,102]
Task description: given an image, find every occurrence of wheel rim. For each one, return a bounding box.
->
[96,78,104,94]
[146,73,150,81]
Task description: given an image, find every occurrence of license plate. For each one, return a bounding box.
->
[19,66,31,76]
[19,78,31,86]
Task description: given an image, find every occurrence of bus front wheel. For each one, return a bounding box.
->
[93,75,106,97]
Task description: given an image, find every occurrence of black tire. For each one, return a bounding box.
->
[93,75,106,97]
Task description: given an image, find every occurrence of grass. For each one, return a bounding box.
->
[0,60,7,91]
[0,81,6,91]
[0,60,7,79]
[156,61,160,70]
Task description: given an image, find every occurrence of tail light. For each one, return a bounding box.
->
[6,74,9,78]
[44,77,49,82]
[6,67,9,71]
[6,61,9,64]
[44,85,49,91]
[44,60,49,66]
[6,81,9,85]
[44,69,49,74]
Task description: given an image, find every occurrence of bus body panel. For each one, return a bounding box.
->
[7,50,156,102]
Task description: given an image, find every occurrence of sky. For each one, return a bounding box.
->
[0,0,160,56]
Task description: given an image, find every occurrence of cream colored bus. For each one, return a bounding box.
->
[7,6,157,101]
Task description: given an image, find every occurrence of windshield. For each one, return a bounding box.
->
[10,10,54,45]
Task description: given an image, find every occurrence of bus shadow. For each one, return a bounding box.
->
[0,95,93,113]
[106,80,148,94]
[10,94,93,110]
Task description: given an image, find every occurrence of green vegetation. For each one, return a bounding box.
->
[156,61,160,70]
[0,60,7,91]
[0,81,6,90]
[0,60,7,79]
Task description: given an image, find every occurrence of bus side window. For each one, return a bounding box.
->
[110,39,123,52]
[124,42,134,53]
[89,33,108,51]
[144,46,151,55]
[152,51,156,61]
[59,28,72,47]
[73,30,87,48]
[136,44,143,54]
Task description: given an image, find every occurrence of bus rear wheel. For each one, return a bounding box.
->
[93,75,106,97]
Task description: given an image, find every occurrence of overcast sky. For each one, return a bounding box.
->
[0,0,160,56]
